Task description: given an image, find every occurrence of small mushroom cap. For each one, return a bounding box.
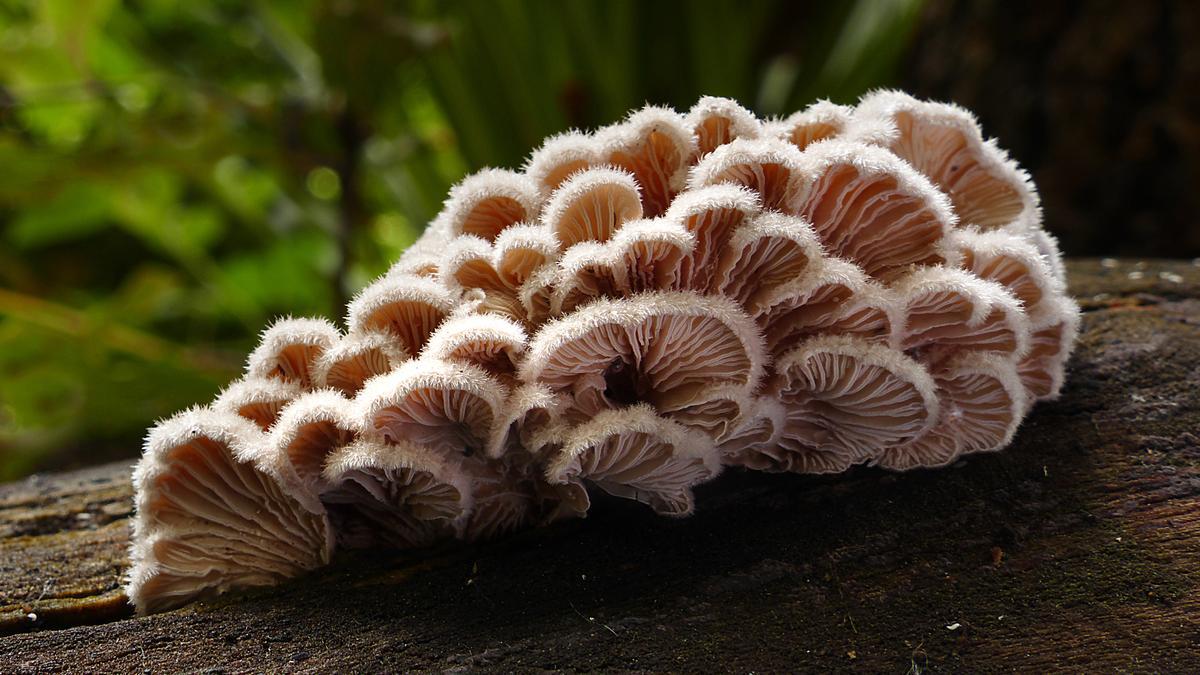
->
[322,437,474,549]
[421,313,528,379]
[312,331,409,397]
[521,291,766,413]
[686,96,763,157]
[1018,294,1080,402]
[596,105,695,217]
[213,377,305,431]
[775,335,940,472]
[951,228,1064,327]
[895,266,1032,363]
[356,358,507,456]
[245,317,341,389]
[543,167,644,248]
[345,274,458,356]
[664,183,762,291]
[793,140,956,281]
[543,404,721,517]
[436,168,541,243]
[759,257,901,353]
[770,100,853,151]
[688,137,808,212]
[128,407,333,614]
[713,210,826,314]
[265,390,360,491]
[854,90,1038,232]
[877,351,1027,470]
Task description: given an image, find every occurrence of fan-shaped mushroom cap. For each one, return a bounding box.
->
[713,211,826,313]
[551,219,698,314]
[876,352,1027,470]
[686,96,763,157]
[774,335,940,472]
[610,218,695,293]
[265,390,359,491]
[321,437,473,549]
[896,267,1032,363]
[951,228,1064,326]
[596,105,695,217]
[421,313,528,379]
[312,331,408,397]
[793,140,956,281]
[854,90,1039,232]
[759,258,901,353]
[544,167,644,248]
[245,317,341,389]
[493,224,560,284]
[664,183,762,291]
[543,404,722,517]
[127,407,333,614]
[524,130,601,197]
[689,137,807,212]
[550,241,623,315]
[356,358,507,456]
[521,291,766,414]
[771,100,853,151]
[213,377,304,431]
[346,274,458,356]
[436,168,541,242]
[1018,295,1080,402]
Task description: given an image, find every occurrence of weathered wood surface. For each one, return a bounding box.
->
[2,258,1199,672]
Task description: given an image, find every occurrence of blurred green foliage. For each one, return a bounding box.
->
[0,0,922,479]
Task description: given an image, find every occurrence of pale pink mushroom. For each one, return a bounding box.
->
[854,90,1039,232]
[523,130,601,198]
[213,377,304,431]
[543,167,643,247]
[521,291,765,416]
[793,140,957,281]
[771,100,853,152]
[132,93,1080,613]
[127,408,333,614]
[774,335,939,473]
[895,267,1032,363]
[312,331,409,397]
[356,358,507,457]
[685,96,763,157]
[245,317,341,389]
[542,404,722,517]
[346,273,458,356]
[689,137,807,212]
[321,437,473,549]
[434,168,541,243]
[876,352,1027,470]
[596,105,695,217]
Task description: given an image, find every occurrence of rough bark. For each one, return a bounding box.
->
[2,259,1199,672]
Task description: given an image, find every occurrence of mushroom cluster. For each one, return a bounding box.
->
[128,91,1078,614]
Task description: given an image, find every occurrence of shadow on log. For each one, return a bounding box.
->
[2,259,1199,672]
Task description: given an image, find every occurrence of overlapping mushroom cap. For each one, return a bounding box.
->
[128,91,1077,613]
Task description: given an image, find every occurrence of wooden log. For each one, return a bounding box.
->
[1,259,1198,672]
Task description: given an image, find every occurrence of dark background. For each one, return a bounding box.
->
[1,0,1196,478]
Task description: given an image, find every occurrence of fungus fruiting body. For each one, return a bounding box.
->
[128,92,1078,613]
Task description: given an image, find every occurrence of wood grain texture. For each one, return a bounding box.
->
[1,259,1198,672]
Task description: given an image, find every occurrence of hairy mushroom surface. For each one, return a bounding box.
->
[131,93,1078,614]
